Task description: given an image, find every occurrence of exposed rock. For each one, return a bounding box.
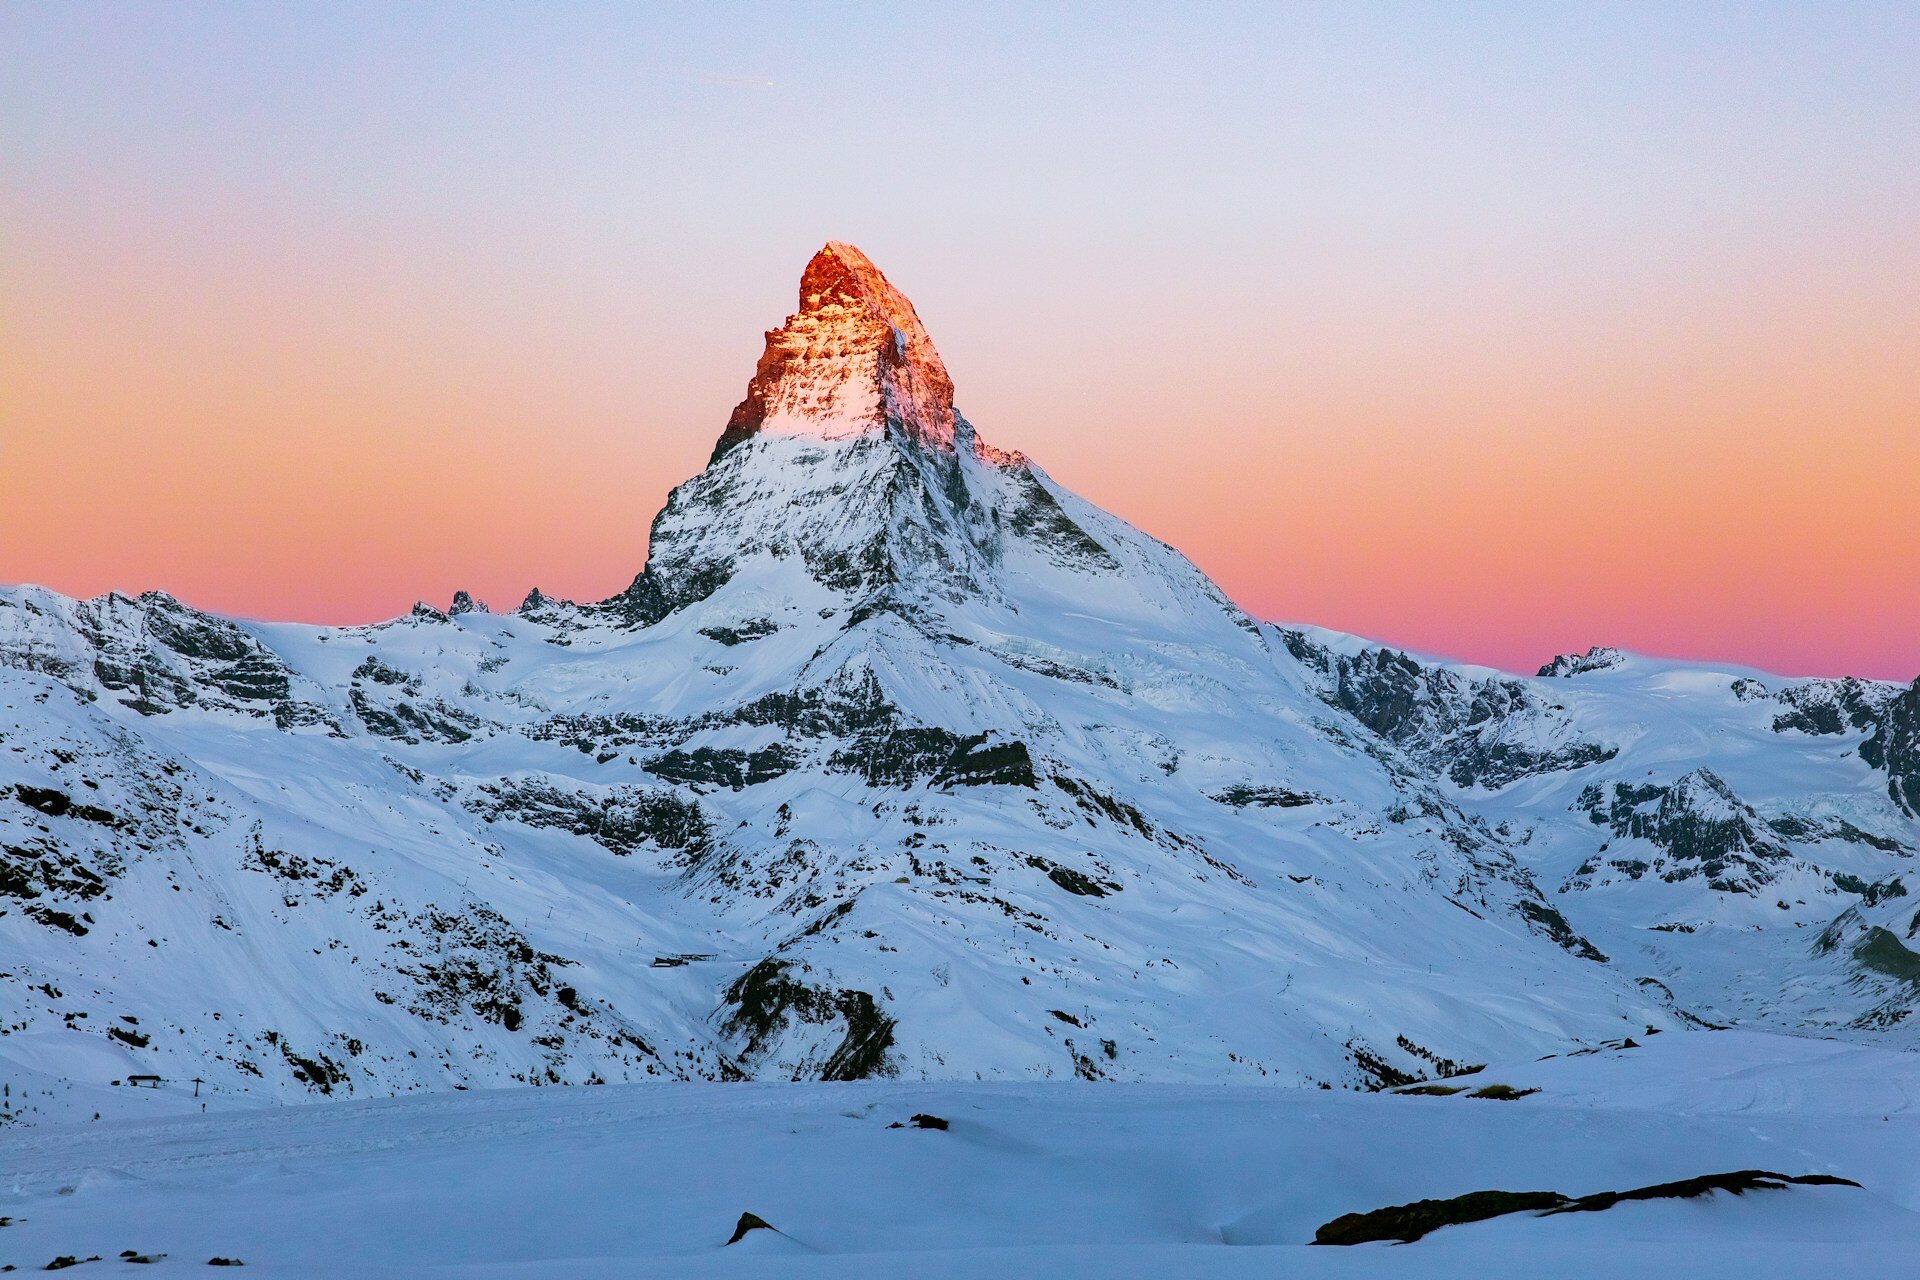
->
[15,590,340,730]
[1773,676,1895,736]
[720,959,896,1081]
[1861,678,1920,818]
[712,241,959,460]
[829,728,1036,789]
[1815,907,1920,985]
[698,619,779,646]
[1572,769,1794,895]
[1313,1170,1859,1245]
[1282,631,1618,789]
[467,778,711,858]
[1211,785,1319,809]
[1537,646,1625,678]
[644,745,798,791]
[725,1212,777,1246]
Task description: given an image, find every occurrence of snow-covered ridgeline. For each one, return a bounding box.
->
[1,244,1917,1122]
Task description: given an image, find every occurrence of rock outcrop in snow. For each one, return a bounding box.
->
[1538,646,1626,678]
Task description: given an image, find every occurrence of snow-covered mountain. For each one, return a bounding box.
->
[3,243,1916,1119]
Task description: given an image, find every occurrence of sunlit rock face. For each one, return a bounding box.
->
[713,242,960,459]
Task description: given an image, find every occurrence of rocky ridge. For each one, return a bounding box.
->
[1,244,1916,1119]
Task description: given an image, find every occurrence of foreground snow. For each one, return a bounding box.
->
[2,1030,1914,1276]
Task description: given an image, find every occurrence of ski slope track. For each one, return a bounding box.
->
[3,242,1918,1127]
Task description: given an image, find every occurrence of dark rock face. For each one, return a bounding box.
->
[515,588,578,625]
[633,427,1010,628]
[1515,900,1608,962]
[1281,632,1617,789]
[1766,813,1911,854]
[1573,769,1793,894]
[345,655,486,745]
[1761,670,1918,818]
[274,886,672,1087]
[522,672,906,767]
[66,591,336,731]
[1828,872,1909,908]
[0,836,117,908]
[1537,646,1625,678]
[1808,907,1920,1030]
[1816,906,1920,984]
[720,958,896,1081]
[1861,678,1920,818]
[1,725,223,940]
[1211,785,1318,809]
[468,779,711,858]
[829,728,1036,790]
[1024,854,1122,898]
[13,784,120,827]
[1315,1188,1570,1245]
[645,745,799,791]
[1314,1171,1859,1246]
[1773,676,1893,736]
[349,687,480,745]
[725,1212,777,1246]
[699,619,779,647]
[1003,467,1119,572]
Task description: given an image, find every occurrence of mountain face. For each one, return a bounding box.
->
[3,244,1917,1119]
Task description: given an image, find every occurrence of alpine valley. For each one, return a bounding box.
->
[4,243,1918,1123]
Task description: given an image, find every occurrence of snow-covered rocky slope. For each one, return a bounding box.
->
[2,243,1916,1118]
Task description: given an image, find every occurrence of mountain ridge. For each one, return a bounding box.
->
[1,243,1916,1123]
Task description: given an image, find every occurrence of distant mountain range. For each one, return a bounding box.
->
[3,242,1916,1118]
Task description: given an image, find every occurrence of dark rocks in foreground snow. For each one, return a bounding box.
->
[724,1212,776,1246]
[1313,1169,1862,1245]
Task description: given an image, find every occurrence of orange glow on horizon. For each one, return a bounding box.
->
[5,243,1915,682]
[4,7,1915,682]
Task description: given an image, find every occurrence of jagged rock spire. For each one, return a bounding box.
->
[711,243,958,461]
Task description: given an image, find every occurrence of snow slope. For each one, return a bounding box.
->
[0,1030,1913,1276]
[2,243,1917,1123]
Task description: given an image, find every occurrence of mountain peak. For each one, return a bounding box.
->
[711,243,957,461]
[796,242,918,327]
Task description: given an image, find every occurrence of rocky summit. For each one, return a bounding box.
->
[2,245,1918,1119]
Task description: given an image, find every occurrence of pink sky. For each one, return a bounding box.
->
[4,6,1916,680]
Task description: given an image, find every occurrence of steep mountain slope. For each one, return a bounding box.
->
[1278,631,1920,1038]
[2,243,1915,1120]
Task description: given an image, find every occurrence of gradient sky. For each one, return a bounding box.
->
[4,2,1916,678]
